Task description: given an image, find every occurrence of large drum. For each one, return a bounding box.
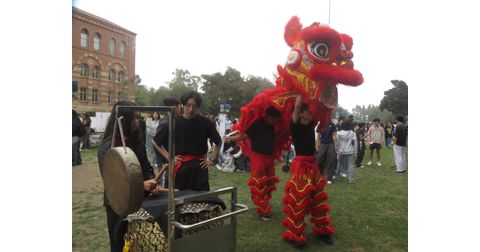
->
[102,147,144,216]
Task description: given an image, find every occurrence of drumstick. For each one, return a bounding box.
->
[226,130,238,137]
[155,163,168,181]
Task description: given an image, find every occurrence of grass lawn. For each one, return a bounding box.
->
[73,147,407,251]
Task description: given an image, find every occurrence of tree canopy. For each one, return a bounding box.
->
[379,80,408,116]
[134,67,273,118]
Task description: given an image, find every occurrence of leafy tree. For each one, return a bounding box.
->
[380,80,408,116]
[168,69,201,101]
[201,67,274,118]
[135,84,155,106]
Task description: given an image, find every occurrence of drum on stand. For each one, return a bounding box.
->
[102,146,144,216]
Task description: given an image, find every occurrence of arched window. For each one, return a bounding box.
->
[92,66,100,79]
[80,29,88,48]
[108,69,115,81]
[109,38,116,55]
[79,64,89,77]
[118,71,125,83]
[94,33,101,51]
[120,41,126,58]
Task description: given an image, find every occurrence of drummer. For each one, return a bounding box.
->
[98,101,162,252]
[153,91,222,191]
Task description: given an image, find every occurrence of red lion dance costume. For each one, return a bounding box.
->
[233,16,363,243]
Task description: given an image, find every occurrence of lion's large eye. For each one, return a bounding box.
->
[308,42,329,60]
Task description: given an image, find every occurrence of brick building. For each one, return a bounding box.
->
[72,7,136,112]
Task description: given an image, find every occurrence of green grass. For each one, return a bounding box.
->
[73,147,407,251]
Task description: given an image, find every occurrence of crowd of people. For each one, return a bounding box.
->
[316,115,408,185]
[72,90,407,251]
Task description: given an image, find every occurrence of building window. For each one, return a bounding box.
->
[92,66,100,79]
[108,91,113,103]
[108,69,115,81]
[92,89,98,103]
[120,41,126,58]
[80,29,88,48]
[79,64,89,77]
[109,38,116,55]
[119,71,125,83]
[118,92,122,102]
[80,87,87,101]
[94,33,101,51]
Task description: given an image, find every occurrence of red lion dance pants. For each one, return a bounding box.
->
[281,156,335,243]
[247,151,280,216]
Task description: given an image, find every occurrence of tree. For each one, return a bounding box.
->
[135,84,155,106]
[201,67,274,118]
[168,69,201,101]
[379,80,408,116]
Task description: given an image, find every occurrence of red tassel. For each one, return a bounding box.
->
[310,203,331,214]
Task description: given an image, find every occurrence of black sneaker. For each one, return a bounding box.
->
[285,239,306,248]
[319,234,334,245]
[261,213,272,221]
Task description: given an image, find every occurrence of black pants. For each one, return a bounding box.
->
[355,149,365,167]
[175,160,210,191]
[105,205,127,252]
[317,143,337,180]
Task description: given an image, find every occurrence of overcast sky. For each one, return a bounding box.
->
[73,0,414,111]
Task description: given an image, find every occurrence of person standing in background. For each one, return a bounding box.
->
[81,113,92,151]
[365,118,385,167]
[73,110,85,166]
[146,111,160,167]
[392,115,408,173]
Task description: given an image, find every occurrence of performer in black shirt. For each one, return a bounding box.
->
[281,95,335,247]
[153,91,221,191]
[226,106,281,220]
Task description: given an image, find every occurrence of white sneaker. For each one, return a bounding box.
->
[377,161,382,167]
[340,173,347,178]
[367,161,372,166]
[327,180,332,185]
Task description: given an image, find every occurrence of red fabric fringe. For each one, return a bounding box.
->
[283,204,308,219]
[282,218,307,235]
[282,194,311,210]
[310,216,331,226]
[284,181,315,198]
[310,203,331,214]
[281,230,306,244]
[312,226,336,236]
[250,185,277,198]
[311,191,329,202]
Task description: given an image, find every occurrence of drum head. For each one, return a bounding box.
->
[102,147,144,216]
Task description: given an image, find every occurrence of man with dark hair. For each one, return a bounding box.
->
[365,118,385,166]
[154,92,221,191]
[316,114,338,184]
[392,115,407,173]
[225,106,281,220]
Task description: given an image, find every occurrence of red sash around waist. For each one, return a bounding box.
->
[174,154,206,177]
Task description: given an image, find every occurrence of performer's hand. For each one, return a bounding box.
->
[200,159,214,169]
[144,179,158,191]
[168,156,181,166]
[224,136,232,143]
